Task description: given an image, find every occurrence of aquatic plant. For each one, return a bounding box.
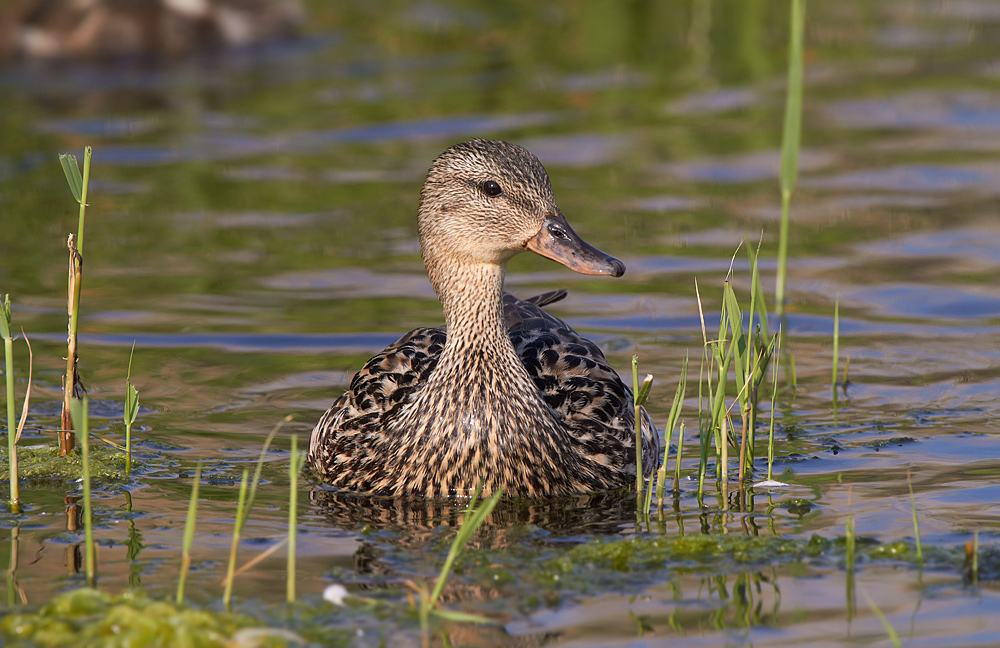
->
[723,252,776,485]
[123,345,139,474]
[0,444,128,482]
[67,396,95,587]
[58,147,93,455]
[1,295,15,508]
[0,295,30,512]
[223,469,250,612]
[672,421,686,493]
[968,532,979,586]
[177,463,202,605]
[693,247,777,501]
[0,588,288,647]
[630,356,653,502]
[694,278,724,498]
[832,297,840,394]
[775,0,806,318]
[907,469,922,563]
[409,485,501,633]
[766,329,781,482]
[287,435,306,604]
[222,423,280,611]
[656,353,687,501]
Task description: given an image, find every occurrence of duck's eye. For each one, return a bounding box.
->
[547,223,569,240]
[481,180,503,197]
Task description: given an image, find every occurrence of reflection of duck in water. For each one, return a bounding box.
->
[311,488,642,536]
[312,488,640,627]
[309,139,659,497]
[0,0,303,61]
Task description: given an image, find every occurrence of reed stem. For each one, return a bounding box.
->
[176,463,202,605]
[673,422,684,493]
[1,296,18,510]
[775,0,806,317]
[223,469,250,611]
[77,147,92,255]
[832,297,840,392]
[123,344,139,475]
[632,355,642,498]
[287,435,301,604]
[767,329,780,481]
[907,469,922,563]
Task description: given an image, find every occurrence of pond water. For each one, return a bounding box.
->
[1,0,1000,645]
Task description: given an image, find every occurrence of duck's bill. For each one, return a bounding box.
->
[526,213,626,277]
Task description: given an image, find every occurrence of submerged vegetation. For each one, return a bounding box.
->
[0,588,283,648]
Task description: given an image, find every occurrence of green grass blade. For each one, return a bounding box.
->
[780,0,806,194]
[775,0,807,318]
[239,416,289,534]
[2,295,17,509]
[429,488,501,607]
[287,435,306,604]
[767,328,781,481]
[176,463,202,605]
[0,295,10,339]
[907,469,922,563]
[723,282,748,412]
[658,353,688,499]
[124,343,139,475]
[673,421,685,491]
[642,466,655,520]
[832,296,840,391]
[77,147,92,255]
[223,468,250,611]
[711,343,733,444]
[632,356,642,496]
[664,355,689,458]
[59,153,83,203]
[747,238,770,342]
[697,353,709,498]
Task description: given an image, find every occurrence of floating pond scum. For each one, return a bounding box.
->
[1,0,1000,646]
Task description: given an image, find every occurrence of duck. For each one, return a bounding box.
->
[308,139,659,498]
[0,0,302,61]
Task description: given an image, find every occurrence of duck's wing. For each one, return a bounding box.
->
[503,289,567,329]
[507,291,660,476]
[308,326,445,483]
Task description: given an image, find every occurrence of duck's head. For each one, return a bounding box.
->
[417,139,625,288]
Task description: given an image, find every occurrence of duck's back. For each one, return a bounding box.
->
[506,292,655,469]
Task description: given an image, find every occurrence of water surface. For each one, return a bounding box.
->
[1,1,998,646]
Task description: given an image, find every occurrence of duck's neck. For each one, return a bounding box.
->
[405,258,548,427]
[432,259,520,378]
[393,257,572,496]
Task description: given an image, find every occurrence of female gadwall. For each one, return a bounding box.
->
[308,139,658,497]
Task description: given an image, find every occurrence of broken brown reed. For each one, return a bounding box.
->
[58,147,92,456]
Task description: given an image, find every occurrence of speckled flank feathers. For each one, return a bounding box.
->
[309,139,658,497]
